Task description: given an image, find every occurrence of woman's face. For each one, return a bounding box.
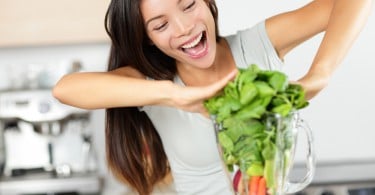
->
[141,0,217,69]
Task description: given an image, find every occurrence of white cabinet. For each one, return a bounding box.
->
[0,0,111,47]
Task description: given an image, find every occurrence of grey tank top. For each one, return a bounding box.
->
[140,20,284,195]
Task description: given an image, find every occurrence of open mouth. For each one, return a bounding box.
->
[180,31,208,58]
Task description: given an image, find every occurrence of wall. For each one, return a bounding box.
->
[0,0,110,47]
[216,0,375,163]
[0,0,374,190]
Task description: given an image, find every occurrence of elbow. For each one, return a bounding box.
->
[52,78,69,105]
[52,75,79,108]
[52,75,98,110]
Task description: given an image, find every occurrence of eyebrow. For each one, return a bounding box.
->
[145,15,164,29]
[144,0,184,29]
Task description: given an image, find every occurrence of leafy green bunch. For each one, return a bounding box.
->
[204,64,308,189]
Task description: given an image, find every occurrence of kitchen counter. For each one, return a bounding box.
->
[291,160,375,185]
[0,172,102,195]
[290,160,375,195]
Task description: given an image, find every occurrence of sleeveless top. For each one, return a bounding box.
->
[140,20,284,195]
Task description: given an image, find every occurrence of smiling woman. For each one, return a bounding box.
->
[141,0,220,70]
[52,0,373,194]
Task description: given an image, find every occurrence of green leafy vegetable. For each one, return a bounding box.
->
[204,64,309,192]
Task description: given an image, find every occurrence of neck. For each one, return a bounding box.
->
[177,39,235,86]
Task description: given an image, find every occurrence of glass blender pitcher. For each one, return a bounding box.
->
[212,111,315,195]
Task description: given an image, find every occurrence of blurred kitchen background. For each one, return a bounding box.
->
[0,0,374,195]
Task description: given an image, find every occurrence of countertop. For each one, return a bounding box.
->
[0,172,102,195]
[290,160,375,185]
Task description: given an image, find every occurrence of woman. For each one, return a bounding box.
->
[53,0,372,194]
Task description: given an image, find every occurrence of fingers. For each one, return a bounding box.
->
[174,69,238,114]
[215,69,238,89]
[198,69,238,116]
[205,68,238,96]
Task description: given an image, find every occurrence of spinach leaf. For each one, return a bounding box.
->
[204,64,309,190]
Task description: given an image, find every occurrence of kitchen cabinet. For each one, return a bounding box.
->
[0,0,111,47]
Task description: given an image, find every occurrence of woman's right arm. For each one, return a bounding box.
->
[53,66,237,113]
[52,66,173,109]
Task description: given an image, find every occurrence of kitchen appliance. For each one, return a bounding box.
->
[0,89,102,195]
[213,112,315,195]
[264,112,315,195]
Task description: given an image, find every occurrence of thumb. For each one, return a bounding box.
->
[208,68,238,93]
[192,69,238,102]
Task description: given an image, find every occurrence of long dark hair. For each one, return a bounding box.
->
[104,0,220,194]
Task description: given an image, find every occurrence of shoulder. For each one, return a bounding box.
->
[225,21,266,51]
[224,21,283,70]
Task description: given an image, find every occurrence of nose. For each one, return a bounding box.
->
[173,13,193,37]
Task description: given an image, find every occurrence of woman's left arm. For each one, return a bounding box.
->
[266,0,374,99]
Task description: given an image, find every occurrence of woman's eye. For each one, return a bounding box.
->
[184,1,195,11]
[154,22,168,31]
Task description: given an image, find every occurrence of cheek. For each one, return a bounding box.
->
[149,33,174,52]
[204,9,215,30]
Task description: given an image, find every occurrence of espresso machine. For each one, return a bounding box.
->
[0,89,102,195]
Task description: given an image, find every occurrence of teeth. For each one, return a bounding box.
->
[181,33,203,49]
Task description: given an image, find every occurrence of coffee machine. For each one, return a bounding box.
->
[0,89,102,195]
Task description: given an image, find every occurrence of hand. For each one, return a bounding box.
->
[169,69,238,116]
[293,71,331,100]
